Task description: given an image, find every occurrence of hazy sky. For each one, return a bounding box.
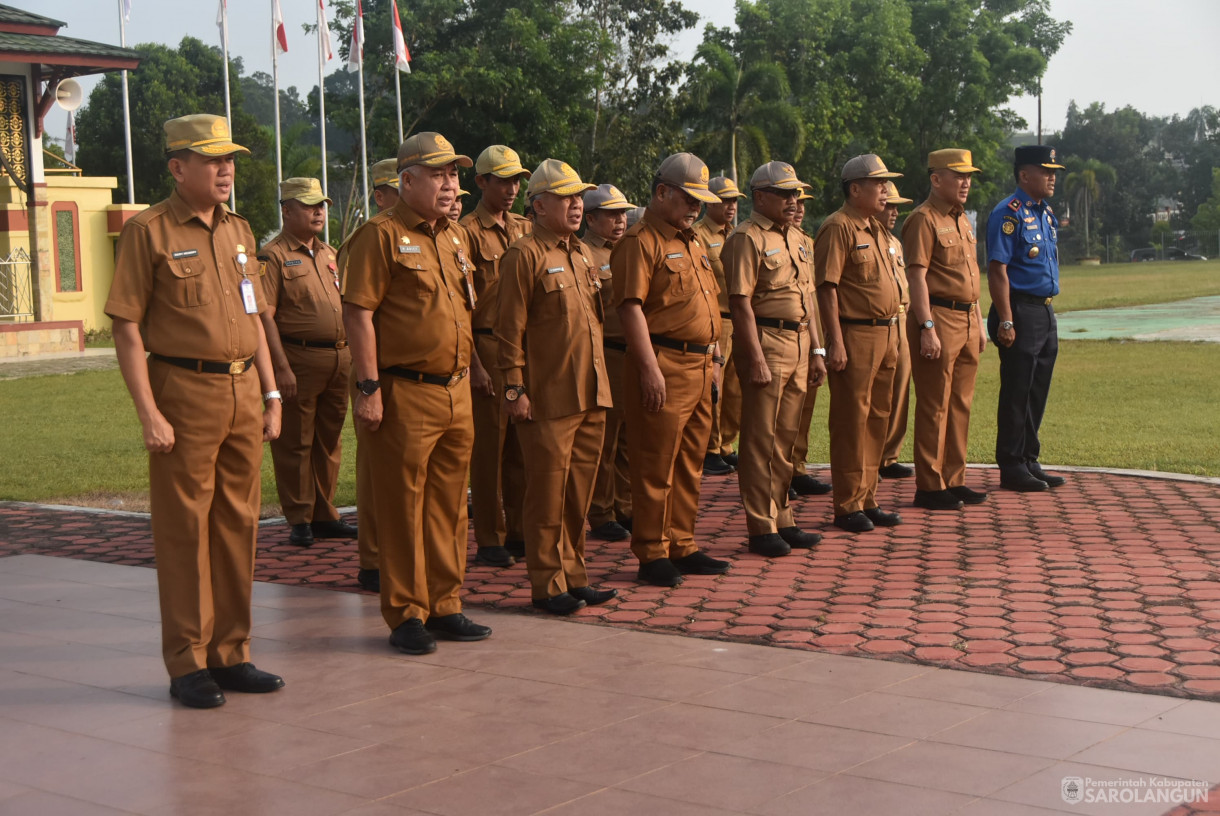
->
[26,0,1220,153]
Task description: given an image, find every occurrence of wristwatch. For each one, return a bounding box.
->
[262,390,282,402]
[920,319,935,330]
[505,384,526,402]
[356,379,380,396]
[812,347,827,357]
[1000,320,1015,330]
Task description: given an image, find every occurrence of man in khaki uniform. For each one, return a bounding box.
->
[584,183,637,543]
[724,161,826,558]
[448,188,469,222]
[788,190,833,498]
[258,178,355,548]
[902,149,988,511]
[371,158,400,213]
[693,176,746,476]
[814,154,905,533]
[107,114,284,708]
[614,153,731,586]
[497,159,618,615]
[462,145,533,566]
[343,132,492,655]
[879,181,916,480]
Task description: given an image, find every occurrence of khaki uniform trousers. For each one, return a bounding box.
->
[589,346,631,527]
[790,383,821,479]
[470,333,526,548]
[516,409,606,599]
[708,317,738,455]
[882,308,912,467]
[737,326,809,536]
[350,371,378,571]
[269,344,351,525]
[625,348,713,564]
[361,376,474,629]
[147,359,262,679]
[827,324,898,515]
[909,306,980,491]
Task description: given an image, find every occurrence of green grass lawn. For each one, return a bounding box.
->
[981,259,1220,314]
[1,337,1217,512]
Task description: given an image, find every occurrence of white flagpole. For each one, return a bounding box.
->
[219,0,235,211]
[317,0,330,244]
[395,71,403,144]
[354,3,369,222]
[271,0,283,228]
[117,0,135,204]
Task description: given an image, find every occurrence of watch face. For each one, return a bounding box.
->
[505,388,519,402]
[922,320,934,330]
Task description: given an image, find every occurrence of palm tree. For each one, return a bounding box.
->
[683,42,804,183]
[1063,157,1117,258]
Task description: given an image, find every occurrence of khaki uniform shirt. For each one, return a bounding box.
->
[612,208,721,345]
[584,231,622,340]
[813,205,902,320]
[461,202,532,331]
[106,190,263,361]
[723,211,815,322]
[341,202,474,375]
[495,223,612,421]
[693,216,733,314]
[882,229,910,308]
[900,196,980,303]
[258,231,344,342]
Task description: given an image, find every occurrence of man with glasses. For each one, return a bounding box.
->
[724,162,825,557]
[814,154,905,533]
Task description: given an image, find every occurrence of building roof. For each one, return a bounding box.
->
[0,31,140,77]
[0,4,67,35]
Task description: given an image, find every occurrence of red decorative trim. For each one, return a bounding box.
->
[0,320,85,351]
[51,201,82,293]
[0,209,29,232]
[0,23,62,36]
[0,51,139,70]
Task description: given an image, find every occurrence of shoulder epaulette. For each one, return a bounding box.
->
[1007,198,1021,212]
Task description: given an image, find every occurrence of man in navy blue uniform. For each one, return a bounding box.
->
[985,145,1068,492]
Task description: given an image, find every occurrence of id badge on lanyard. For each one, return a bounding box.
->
[236,248,258,314]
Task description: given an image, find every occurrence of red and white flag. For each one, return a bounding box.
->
[318,0,334,61]
[346,0,364,72]
[273,0,288,54]
[391,0,411,73]
[122,0,132,21]
[216,0,228,42]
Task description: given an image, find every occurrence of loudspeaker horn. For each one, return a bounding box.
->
[55,78,83,112]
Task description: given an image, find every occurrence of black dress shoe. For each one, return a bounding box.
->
[703,453,735,476]
[748,533,791,557]
[778,526,822,548]
[209,662,284,693]
[390,619,437,655]
[948,485,988,505]
[589,520,630,542]
[863,507,903,527]
[833,512,875,533]
[672,550,731,574]
[638,557,683,587]
[505,539,526,560]
[357,568,380,592]
[570,585,618,605]
[310,519,358,539]
[787,487,798,501]
[878,462,914,479]
[914,489,964,511]
[170,669,226,709]
[288,523,314,547]
[722,452,739,467]
[1000,472,1049,492]
[426,613,492,641]
[474,546,515,567]
[1028,465,1066,488]
[791,474,833,495]
[617,517,633,533]
[532,592,587,615]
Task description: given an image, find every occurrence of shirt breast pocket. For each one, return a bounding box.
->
[539,270,570,320]
[936,233,966,263]
[167,259,212,308]
[280,263,317,304]
[393,255,437,299]
[665,256,693,296]
[758,253,794,290]
[849,249,878,283]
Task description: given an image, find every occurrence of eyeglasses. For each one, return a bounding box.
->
[662,184,702,208]
[761,187,802,200]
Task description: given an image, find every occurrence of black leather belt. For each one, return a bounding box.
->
[152,353,254,375]
[1011,291,1054,306]
[280,335,348,349]
[604,338,628,352]
[472,328,494,336]
[381,366,467,387]
[928,296,976,312]
[755,317,808,332]
[720,311,732,319]
[840,316,898,326]
[650,334,713,354]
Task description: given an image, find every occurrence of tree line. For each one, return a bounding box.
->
[70,0,1217,261]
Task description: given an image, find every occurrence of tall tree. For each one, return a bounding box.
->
[1063,156,1117,258]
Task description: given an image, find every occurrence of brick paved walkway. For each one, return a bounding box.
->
[4,465,1220,703]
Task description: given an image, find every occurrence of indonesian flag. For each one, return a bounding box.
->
[318,0,334,61]
[273,0,288,54]
[122,0,132,21]
[216,0,228,42]
[346,0,364,72]
[392,0,411,73]
[65,110,76,164]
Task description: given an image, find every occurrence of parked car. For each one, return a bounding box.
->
[1130,247,1157,262]
[1166,247,1207,261]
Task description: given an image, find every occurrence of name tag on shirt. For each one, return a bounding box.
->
[764,248,782,257]
[709,241,722,248]
[240,278,258,314]
[599,264,611,272]
[546,266,565,274]
[172,249,198,259]
[855,243,870,250]
[666,252,684,259]
[936,227,952,234]
[399,245,422,254]
[284,259,303,267]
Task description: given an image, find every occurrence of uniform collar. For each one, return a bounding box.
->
[1015,187,1047,209]
[394,202,451,238]
[475,200,509,230]
[531,222,580,252]
[696,216,730,237]
[583,230,612,249]
[642,207,689,241]
[839,203,876,231]
[749,210,786,233]
[280,230,324,254]
[928,194,964,218]
[168,188,229,228]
